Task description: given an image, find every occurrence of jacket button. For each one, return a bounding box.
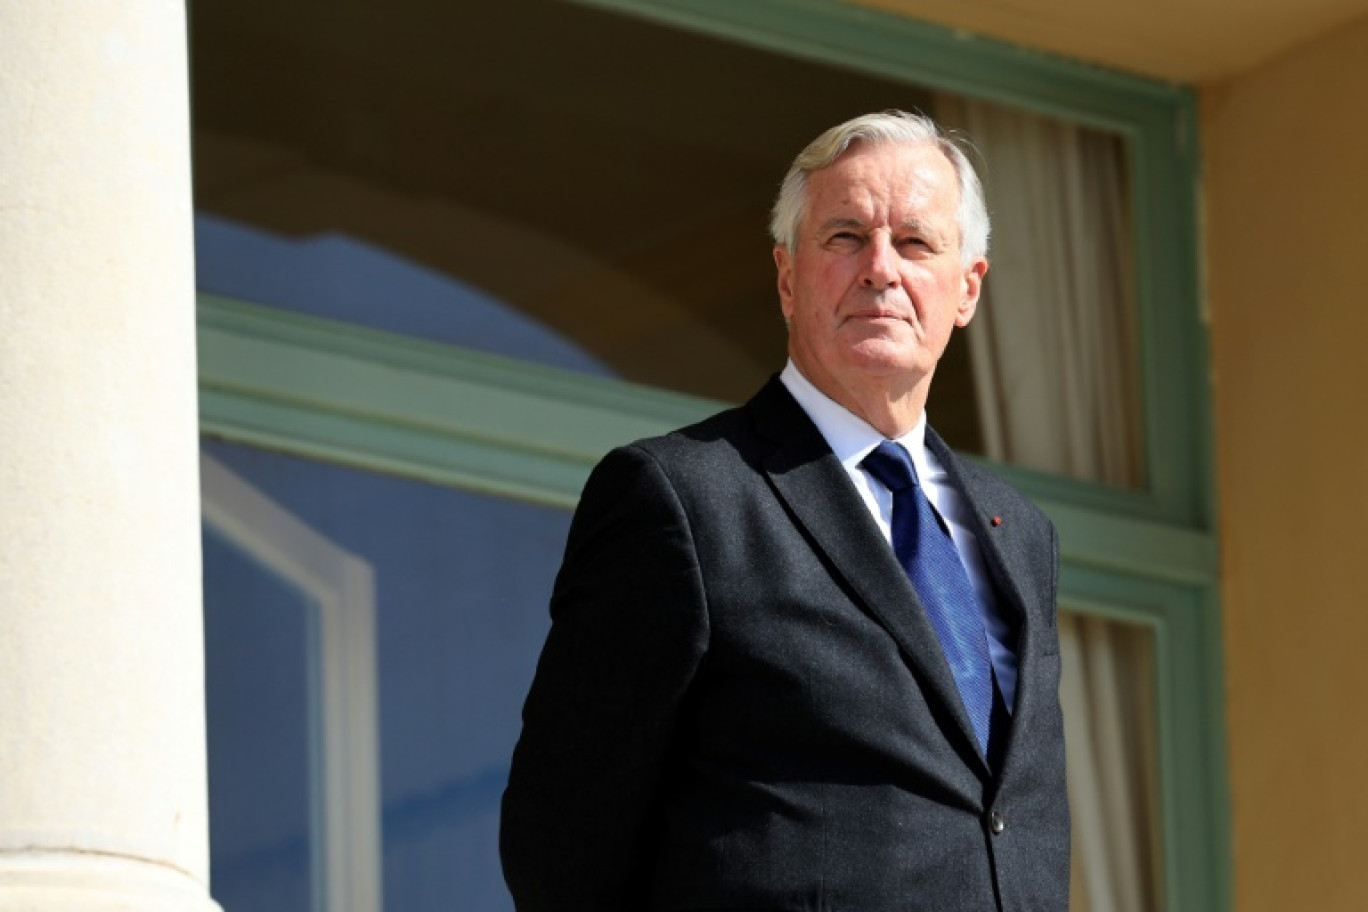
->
[989,810,1005,835]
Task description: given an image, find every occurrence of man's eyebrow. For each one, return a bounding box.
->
[816,217,867,234]
[896,219,949,240]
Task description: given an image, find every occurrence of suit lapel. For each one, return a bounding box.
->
[924,429,1034,637]
[747,380,990,772]
[924,429,1050,772]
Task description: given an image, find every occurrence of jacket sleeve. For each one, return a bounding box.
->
[500,444,710,911]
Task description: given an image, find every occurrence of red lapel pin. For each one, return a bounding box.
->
[990,515,1003,527]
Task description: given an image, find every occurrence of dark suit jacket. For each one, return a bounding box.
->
[501,378,1069,911]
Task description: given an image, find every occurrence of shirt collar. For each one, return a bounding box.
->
[779,360,939,481]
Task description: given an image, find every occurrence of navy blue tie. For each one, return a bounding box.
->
[863,441,996,758]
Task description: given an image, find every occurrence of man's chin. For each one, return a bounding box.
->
[839,342,925,376]
[790,342,930,394]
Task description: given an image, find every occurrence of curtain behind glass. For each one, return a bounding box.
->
[939,97,1144,489]
[937,95,1161,912]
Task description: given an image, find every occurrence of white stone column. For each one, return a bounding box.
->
[0,3,218,910]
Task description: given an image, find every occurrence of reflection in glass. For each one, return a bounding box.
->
[194,212,612,377]
[190,0,934,407]
[202,438,570,910]
[204,527,320,912]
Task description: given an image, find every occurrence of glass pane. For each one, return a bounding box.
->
[204,526,320,912]
[202,438,570,910]
[190,0,1145,485]
[189,0,934,403]
[1058,609,1163,912]
[936,97,1145,487]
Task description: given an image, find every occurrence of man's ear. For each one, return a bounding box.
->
[955,258,988,328]
[774,246,796,322]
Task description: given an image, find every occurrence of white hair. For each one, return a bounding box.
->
[769,109,990,267]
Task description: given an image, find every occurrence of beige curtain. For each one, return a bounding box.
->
[935,96,1161,911]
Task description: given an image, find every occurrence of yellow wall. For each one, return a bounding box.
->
[1204,16,1368,911]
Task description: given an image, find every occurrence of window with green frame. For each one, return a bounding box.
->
[195,0,1225,908]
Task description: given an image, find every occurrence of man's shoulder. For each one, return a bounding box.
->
[608,401,763,494]
[622,378,799,467]
[637,401,754,455]
[583,379,810,507]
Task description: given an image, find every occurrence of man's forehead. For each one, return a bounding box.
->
[805,145,959,222]
[816,139,952,180]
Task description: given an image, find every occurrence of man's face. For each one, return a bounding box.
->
[774,141,987,407]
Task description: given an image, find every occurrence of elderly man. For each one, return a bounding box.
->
[501,110,1069,911]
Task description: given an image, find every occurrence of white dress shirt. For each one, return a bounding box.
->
[779,361,1018,711]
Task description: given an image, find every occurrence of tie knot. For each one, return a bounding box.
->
[862,440,920,493]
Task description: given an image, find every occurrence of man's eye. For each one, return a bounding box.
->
[827,232,861,247]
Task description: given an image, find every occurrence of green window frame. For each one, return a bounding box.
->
[198,1,1226,908]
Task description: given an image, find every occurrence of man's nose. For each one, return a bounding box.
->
[860,236,900,288]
